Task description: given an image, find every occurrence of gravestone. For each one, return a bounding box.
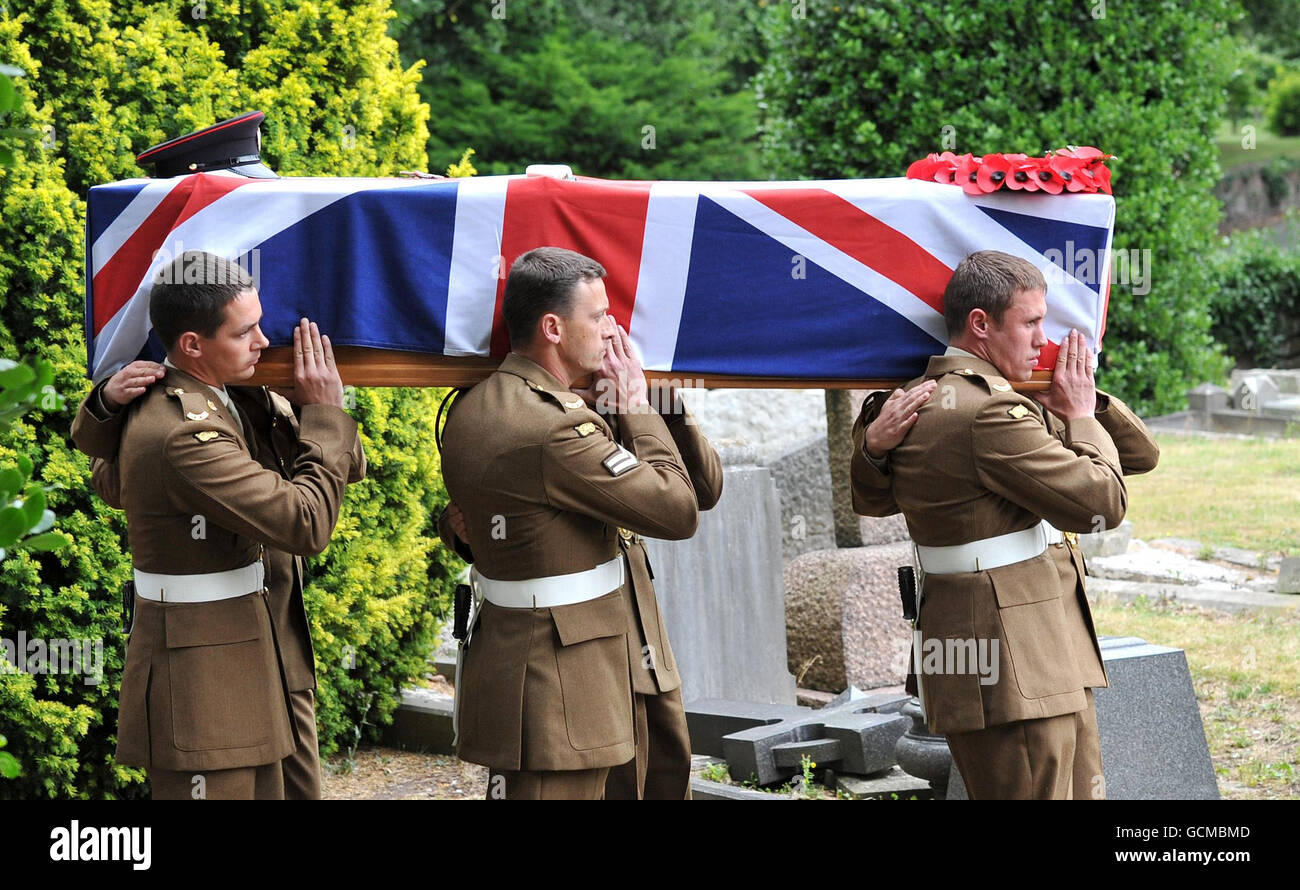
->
[784,543,915,692]
[645,445,798,705]
[1278,557,1300,595]
[945,635,1218,799]
[716,690,911,786]
[766,435,836,560]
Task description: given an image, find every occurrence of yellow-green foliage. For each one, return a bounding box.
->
[0,0,453,798]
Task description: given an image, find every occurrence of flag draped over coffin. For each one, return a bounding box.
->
[85,172,1116,383]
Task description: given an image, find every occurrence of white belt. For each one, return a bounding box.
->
[470,556,624,609]
[133,562,266,603]
[914,520,1064,574]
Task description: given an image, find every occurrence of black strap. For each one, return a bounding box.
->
[435,387,464,455]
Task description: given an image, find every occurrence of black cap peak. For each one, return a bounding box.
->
[136,111,277,179]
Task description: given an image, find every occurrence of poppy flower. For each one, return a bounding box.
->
[905,146,1114,196]
[975,153,1011,193]
[955,153,984,195]
[932,151,963,185]
[1034,162,1065,195]
[1004,155,1041,192]
[905,153,944,181]
[1049,155,1089,193]
[1079,161,1113,195]
[1055,145,1106,161]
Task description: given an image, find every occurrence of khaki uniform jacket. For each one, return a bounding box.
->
[613,409,723,695]
[849,354,1159,733]
[438,354,700,771]
[71,367,365,771]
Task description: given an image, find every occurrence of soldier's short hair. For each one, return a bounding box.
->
[503,247,607,347]
[149,251,255,351]
[943,250,1047,337]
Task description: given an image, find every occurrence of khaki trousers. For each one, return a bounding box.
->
[946,689,1105,800]
[605,686,692,800]
[486,768,611,800]
[148,689,321,800]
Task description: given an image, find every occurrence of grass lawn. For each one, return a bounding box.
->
[1123,433,1300,557]
[1217,120,1300,169]
[1091,431,1300,798]
[1091,597,1300,799]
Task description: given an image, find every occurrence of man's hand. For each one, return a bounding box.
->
[864,380,936,458]
[1033,329,1096,421]
[291,318,345,407]
[102,360,166,410]
[445,501,468,543]
[592,323,648,414]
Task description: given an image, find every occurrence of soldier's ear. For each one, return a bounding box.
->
[967,308,990,339]
[176,330,204,358]
[540,313,564,346]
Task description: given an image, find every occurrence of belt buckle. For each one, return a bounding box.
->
[1063,531,1079,548]
[618,527,637,544]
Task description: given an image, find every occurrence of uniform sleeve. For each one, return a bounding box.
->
[347,430,367,483]
[70,381,127,461]
[1094,391,1160,475]
[543,409,699,541]
[972,393,1127,533]
[437,505,475,562]
[163,404,358,556]
[660,407,723,511]
[89,457,123,510]
[849,390,901,517]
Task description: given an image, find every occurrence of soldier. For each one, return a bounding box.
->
[72,251,365,799]
[437,246,701,800]
[850,250,1159,800]
[443,380,722,801]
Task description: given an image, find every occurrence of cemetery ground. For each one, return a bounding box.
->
[323,433,1300,800]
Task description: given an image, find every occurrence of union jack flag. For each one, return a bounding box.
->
[85,172,1115,382]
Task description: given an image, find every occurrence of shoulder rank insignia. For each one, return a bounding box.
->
[166,387,185,396]
[1008,404,1030,419]
[194,430,220,442]
[956,368,974,375]
[207,399,220,412]
[186,410,210,421]
[574,421,598,437]
[602,444,638,477]
[991,381,1012,392]
[561,397,584,410]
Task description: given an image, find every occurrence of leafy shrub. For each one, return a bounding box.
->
[1268,68,1300,136]
[1208,225,1300,369]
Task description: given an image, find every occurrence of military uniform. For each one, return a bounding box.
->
[71,365,364,799]
[850,349,1159,800]
[593,408,722,799]
[437,353,700,799]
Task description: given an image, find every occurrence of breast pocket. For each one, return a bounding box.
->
[164,594,279,752]
[550,592,633,752]
[989,554,1077,700]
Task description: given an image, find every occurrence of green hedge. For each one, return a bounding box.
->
[757,0,1236,415]
[1208,224,1300,368]
[0,0,460,799]
[1268,68,1300,136]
